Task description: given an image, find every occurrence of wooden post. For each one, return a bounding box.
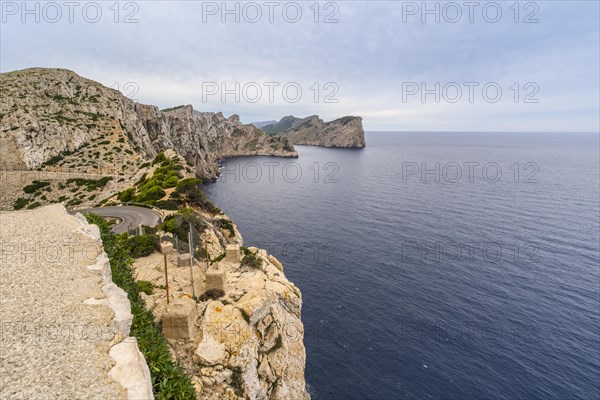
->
[205,239,209,271]
[164,253,170,304]
[188,227,196,298]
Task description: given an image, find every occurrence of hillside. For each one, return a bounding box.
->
[0,68,297,179]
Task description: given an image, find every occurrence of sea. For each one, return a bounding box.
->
[203,132,600,400]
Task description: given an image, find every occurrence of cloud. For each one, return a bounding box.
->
[1,1,598,131]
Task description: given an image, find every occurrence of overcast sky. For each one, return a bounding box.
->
[1,1,599,131]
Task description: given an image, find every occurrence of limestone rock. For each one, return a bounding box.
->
[109,337,154,400]
[195,336,227,366]
[236,291,273,325]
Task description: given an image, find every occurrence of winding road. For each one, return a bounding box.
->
[73,206,161,234]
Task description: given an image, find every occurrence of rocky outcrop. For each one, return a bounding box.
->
[0,68,296,179]
[134,214,311,400]
[261,115,365,148]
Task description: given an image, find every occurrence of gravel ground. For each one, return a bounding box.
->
[0,204,127,400]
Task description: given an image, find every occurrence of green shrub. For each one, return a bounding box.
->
[210,253,226,265]
[241,252,262,269]
[136,186,165,202]
[127,234,156,258]
[26,201,41,209]
[158,208,206,239]
[154,200,180,210]
[118,188,136,202]
[175,178,217,212]
[66,199,82,207]
[66,177,112,191]
[44,154,64,166]
[152,152,167,165]
[23,180,50,194]
[217,219,235,237]
[13,198,29,210]
[138,280,155,295]
[162,175,179,188]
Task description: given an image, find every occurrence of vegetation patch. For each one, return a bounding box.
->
[23,180,50,194]
[26,201,41,209]
[210,253,226,265]
[13,198,30,210]
[138,280,155,295]
[216,219,235,237]
[174,178,218,212]
[66,176,112,191]
[126,234,157,258]
[159,208,206,239]
[241,252,263,269]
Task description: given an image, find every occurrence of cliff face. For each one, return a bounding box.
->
[261,115,366,148]
[0,68,296,179]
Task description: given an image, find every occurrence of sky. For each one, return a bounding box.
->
[1,0,599,132]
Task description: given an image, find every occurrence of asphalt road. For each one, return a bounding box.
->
[75,206,161,234]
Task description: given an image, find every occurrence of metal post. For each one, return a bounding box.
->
[188,224,196,298]
[163,253,170,304]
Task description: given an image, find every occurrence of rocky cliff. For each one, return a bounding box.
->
[0,68,296,179]
[261,115,365,148]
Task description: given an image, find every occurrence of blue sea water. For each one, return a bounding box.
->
[203,132,600,400]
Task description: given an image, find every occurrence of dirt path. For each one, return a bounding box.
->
[0,204,128,399]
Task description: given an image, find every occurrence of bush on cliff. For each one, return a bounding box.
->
[159,208,206,239]
[174,178,218,212]
[85,213,197,400]
[118,187,135,202]
[127,234,157,258]
[241,252,262,269]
